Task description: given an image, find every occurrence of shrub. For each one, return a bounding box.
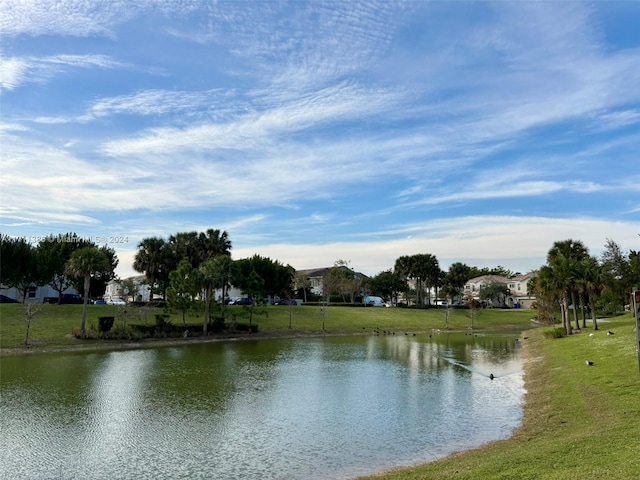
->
[98,316,115,333]
[235,323,259,333]
[543,326,566,339]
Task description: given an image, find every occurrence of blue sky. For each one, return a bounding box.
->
[1,1,639,279]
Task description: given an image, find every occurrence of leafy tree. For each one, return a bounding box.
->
[65,246,112,337]
[368,269,407,304]
[294,271,312,302]
[234,254,294,300]
[72,245,118,300]
[199,255,234,334]
[133,236,168,301]
[530,270,558,325]
[117,277,140,303]
[0,236,41,303]
[479,282,510,307]
[600,238,631,313]
[166,259,200,328]
[323,260,363,303]
[38,233,91,304]
[441,262,472,302]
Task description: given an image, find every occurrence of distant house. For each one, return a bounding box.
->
[295,266,367,298]
[0,283,79,303]
[105,275,150,302]
[106,275,244,303]
[464,272,537,308]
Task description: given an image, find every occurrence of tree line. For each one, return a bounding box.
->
[531,238,639,334]
[0,233,118,304]
[132,229,295,334]
[1,233,118,336]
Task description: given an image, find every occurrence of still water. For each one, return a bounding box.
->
[0,333,524,479]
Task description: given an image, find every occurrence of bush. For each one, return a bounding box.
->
[543,326,566,339]
[209,317,226,333]
[234,323,259,333]
[98,316,115,332]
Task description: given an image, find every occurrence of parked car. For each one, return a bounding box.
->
[94,299,107,305]
[107,298,126,305]
[234,297,254,306]
[0,295,19,303]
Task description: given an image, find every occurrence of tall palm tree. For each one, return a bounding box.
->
[546,239,589,334]
[197,229,232,263]
[196,229,232,333]
[133,237,167,301]
[65,246,110,337]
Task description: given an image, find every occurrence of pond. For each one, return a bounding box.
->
[0,332,525,479]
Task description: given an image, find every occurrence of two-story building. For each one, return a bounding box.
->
[464,272,537,308]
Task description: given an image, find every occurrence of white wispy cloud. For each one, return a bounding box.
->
[0,54,123,90]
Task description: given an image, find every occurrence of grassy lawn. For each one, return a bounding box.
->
[358,314,640,480]
[0,303,536,351]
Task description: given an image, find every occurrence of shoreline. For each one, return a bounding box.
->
[1,328,449,357]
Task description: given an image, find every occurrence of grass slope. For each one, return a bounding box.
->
[359,314,640,480]
[0,303,535,351]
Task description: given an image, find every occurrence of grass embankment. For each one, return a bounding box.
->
[0,303,534,352]
[360,314,640,480]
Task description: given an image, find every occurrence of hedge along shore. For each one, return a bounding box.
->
[358,314,640,480]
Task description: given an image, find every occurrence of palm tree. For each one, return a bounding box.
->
[197,229,231,263]
[196,229,232,333]
[65,246,110,337]
[545,239,589,335]
[133,237,167,301]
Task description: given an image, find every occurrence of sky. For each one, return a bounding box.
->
[1,1,639,280]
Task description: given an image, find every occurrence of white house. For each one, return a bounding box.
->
[106,275,244,303]
[0,283,79,303]
[464,272,537,308]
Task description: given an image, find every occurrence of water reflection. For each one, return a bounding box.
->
[1,333,524,479]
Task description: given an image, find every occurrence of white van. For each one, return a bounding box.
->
[364,296,389,307]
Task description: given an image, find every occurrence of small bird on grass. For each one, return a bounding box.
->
[585,361,594,366]
[607,331,615,336]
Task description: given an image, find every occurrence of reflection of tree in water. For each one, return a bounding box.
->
[366,333,521,378]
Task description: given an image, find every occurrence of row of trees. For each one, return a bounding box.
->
[1,233,118,336]
[532,238,639,334]
[364,256,517,306]
[322,239,638,323]
[133,230,295,333]
[0,233,118,304]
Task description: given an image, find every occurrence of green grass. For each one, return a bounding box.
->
[358,314,640,480]
[0,303,536,351]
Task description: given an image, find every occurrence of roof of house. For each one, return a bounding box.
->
[466,275,511,285]
[513,272,537,282]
